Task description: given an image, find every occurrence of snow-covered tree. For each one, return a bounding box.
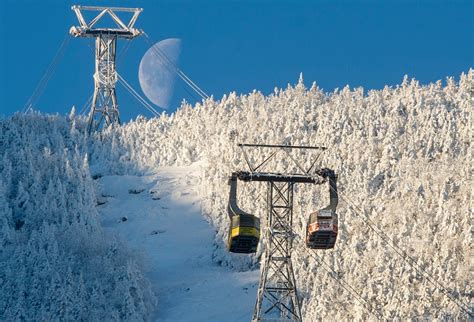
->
[1,69,471,320]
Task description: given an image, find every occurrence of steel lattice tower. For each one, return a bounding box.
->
[70,5,143,133]
[253,181,302,321]
[233,143,328,322]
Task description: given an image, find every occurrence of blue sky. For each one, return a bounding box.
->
[0,0,472,121]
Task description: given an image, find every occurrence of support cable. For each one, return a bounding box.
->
[331,186,473,317]
[115,41,163,117]
[295,235,384,320]
[143,33,209,100]
[79,94,93,115]
[117,39,132,65]
[142,34,201,103]
[143,34,205,101]
[148,37,209,100]
[118,76,160,117]
[117,73,161,117]
[121,80,155,116]
[23,34,71,112]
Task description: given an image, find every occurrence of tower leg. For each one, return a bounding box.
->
[87,35,119,133]
[252,182,302,321]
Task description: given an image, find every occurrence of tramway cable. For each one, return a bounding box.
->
[146,34,209,100]
[22,9,207,124]
[295,235,384,321]
[141,35,202,103]
[81,41,152,118]
[117,40,132,65]
[23,34,71,112]
[330,185,473,317]
[117,73,161,117]
[142,34,205,101]
[143,33,209,100]
[79,94,93,115]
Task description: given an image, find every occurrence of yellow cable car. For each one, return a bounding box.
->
[306,169,338,249]
[227,174,260,253]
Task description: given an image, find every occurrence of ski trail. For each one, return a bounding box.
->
[97,163,259,321]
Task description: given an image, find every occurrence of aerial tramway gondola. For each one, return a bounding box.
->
[227,174,260,253]
[306,169,339,249]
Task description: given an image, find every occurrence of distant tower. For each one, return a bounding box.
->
[70,5,143,133]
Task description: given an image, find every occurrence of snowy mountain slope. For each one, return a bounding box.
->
[83,71,472,319]
[96,163,259,321]
[0,114,155,320]
[1,70,472,320]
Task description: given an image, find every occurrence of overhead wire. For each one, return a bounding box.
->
[79,40,97,117]
[20,28,209,117]
[295,235,384,320]
[245,151,469,317]
[117,73,161,117]
[79,94,93,116]
[141,35,201,104]
[117,39,132,65]
[23,33,71,112]
[328,184,473,317]
[116,41,142,111]
[144,33,209,100]
[143,33,209,101]
[142,34,201,102]
[81,32,209,116]
[117,75,160,117]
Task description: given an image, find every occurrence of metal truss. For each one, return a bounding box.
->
[238,143,326,176]
[253,181,302,321]
[70,5,143,133]
[234,143,328,321]
[70,6,143,39]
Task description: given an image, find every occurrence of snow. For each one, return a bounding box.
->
[1,70,472,320]
[0,113,155,320]
[86,70,472,320]
[97,163,259,321]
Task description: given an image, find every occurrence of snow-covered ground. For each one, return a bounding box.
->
[97,163,259,321]
[2,71,471,320]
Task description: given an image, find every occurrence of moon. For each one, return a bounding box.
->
[139,38,182,109]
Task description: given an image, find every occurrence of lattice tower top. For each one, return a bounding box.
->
[70,5,143,39]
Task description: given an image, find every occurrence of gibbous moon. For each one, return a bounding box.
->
[139,38,182,109]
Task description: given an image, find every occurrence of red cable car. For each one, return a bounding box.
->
[306,169,338,249]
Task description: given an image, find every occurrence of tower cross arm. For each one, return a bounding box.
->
[70,5,143,38]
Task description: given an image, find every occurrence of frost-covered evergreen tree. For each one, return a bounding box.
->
[82,70,471,319]
[1,70,471,319]
[0,111,155,320]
